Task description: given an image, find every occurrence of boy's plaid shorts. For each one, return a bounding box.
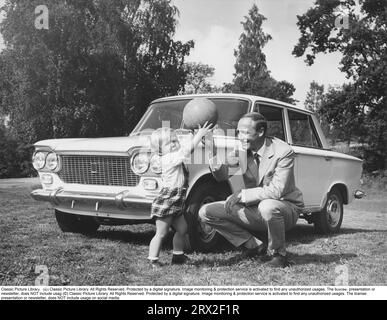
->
[151,187,187,218]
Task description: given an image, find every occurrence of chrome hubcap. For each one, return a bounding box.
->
[326,195,342,228]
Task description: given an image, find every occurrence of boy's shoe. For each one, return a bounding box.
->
[171,254,189,265]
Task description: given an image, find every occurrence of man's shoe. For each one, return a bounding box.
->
[171,254,189,265]
[241,244,267,259]
[264,254,291,268]
[258,253,273,263]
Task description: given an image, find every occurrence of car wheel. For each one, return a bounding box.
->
[55,210,100,234]
[313,188,344,234]
[184,181,229,252]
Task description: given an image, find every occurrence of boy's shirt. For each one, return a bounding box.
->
[160,146,190,189]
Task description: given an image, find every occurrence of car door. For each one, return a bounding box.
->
[287,109,333,208]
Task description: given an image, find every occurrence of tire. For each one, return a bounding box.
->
[184,181,230,252]
[313,188,344,234]
[55,210,100,235]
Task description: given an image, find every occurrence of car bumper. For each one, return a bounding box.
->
[31,188,154,220]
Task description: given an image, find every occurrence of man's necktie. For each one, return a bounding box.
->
[246,150,259,187]
[253,152,260,167]
[253,153,260,185]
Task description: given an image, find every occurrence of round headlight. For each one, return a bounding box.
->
[150,154,162,174]
[32,152,47,170]
[131,153,150,175]
[46,152,58,171]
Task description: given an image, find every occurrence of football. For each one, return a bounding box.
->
[182,98,218,129]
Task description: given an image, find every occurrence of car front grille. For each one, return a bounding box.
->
[58,155,140,187]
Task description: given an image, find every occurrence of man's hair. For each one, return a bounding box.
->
[240,112,268,135]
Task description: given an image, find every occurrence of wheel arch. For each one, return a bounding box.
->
[187,173,232,201]
[321,182,349,208]
[184,173,231,252]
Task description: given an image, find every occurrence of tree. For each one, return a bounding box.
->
[0,0,193,144]
[293,0,387,170]
[233,4,271,93]
[319,84,366,146]
[183,62,215,94]
[304,81,334,138]
[304,81,324,113]
[230,4,297,104]
[0,123,33,178]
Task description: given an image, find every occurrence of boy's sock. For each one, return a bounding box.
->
[148,257,163,267]
[148,256,159,261]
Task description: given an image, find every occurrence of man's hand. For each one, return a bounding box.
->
[224,192,242,214]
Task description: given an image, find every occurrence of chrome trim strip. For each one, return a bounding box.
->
[31,188,153,210]
[55,151,131,156]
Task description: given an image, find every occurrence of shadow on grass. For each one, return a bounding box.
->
[81,222,384,249]
[288,252,358,265]
[92,229,155,245]
[247,224,384,247]
[190,251,358,268]
[284,224,385,245]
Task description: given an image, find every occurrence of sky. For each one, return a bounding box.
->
[172,0,348,105]
[0,0,348,106]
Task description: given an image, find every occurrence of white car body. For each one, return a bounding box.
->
[31,93,364,250]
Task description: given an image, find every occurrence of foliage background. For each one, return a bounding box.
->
[0,0,386,177]
[0,0,194,177]
[296,0,387,172]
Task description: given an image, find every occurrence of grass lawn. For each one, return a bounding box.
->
[0,177,386,286]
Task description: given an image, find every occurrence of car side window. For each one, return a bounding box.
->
[254,103,286,141]
[288,110,321,148]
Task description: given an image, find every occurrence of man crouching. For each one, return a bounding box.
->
[199,112,304,268]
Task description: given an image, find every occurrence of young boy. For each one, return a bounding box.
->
[148,122,213,266]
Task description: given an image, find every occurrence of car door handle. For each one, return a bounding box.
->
[325,156,332,161]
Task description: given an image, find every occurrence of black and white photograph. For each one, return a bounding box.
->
[0,0,386,300]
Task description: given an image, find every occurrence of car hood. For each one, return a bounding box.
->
[34,135,152,153]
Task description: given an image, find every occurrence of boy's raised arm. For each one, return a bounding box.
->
[186,121,213,154]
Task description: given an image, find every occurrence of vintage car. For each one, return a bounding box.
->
[31,93,364,251]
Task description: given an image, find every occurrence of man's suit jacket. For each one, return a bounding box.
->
[209,137,304,208]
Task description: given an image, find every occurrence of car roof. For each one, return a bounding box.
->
[151,93,313,114]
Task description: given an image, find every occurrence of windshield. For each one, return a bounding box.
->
[132,98,250,133]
